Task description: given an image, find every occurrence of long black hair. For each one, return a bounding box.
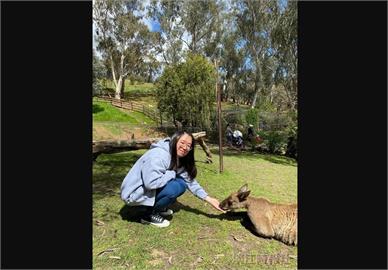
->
[168,131,197,181]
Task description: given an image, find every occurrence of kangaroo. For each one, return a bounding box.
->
[220,184,297,246]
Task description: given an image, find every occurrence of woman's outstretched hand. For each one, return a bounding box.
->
[205,196,226,213]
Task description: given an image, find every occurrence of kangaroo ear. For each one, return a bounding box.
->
[238,184,249,193]
[237,190,251,201]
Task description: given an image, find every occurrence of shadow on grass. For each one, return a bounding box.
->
[210,147,297,167]
[93,152,143,199]
[172,201,248,222]
[118,201,276,242]
[119,205,150,223]
[93,104,104,114]
[118,201,249,224]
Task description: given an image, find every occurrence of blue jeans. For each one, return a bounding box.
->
[153,177,187,212]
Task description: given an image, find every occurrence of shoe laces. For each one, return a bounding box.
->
[151,213,164,223]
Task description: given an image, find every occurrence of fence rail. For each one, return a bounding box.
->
[95,96,163,124]
[94,95,293,133]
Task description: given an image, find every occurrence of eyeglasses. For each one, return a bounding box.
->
[178,141,193,151]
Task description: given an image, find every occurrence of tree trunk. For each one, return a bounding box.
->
[93,132,212,162]
[251,81,260,108]
[115,76,123,100]
[196,137,213,163]
[120,77,125,99]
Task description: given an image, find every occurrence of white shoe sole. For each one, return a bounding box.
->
[140,218,170,228]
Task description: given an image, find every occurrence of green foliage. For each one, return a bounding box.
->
[258,130,289,154]
[225,111,245,128]
[244,108,259,129]
[156,53,216,129]
[255,110,297,156]
[285,113,297,159]
[93,52,106,96]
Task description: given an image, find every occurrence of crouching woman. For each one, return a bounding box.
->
[120,131,225,227]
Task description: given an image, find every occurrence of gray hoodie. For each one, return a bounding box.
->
[120,138,208,206]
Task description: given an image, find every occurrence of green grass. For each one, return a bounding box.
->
[222,101,250,111]
[93,100,154,124]
[93,100,157,141]
[93,146,297,269]
[125,82,156,93]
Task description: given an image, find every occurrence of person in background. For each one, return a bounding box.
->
[225,123,233,146]
[120,131,225,227]
[247,124,254,140]
[247,124,255,150]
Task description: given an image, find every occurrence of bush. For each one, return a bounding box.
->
[285,119,297,159]
[225,111,245,128]
[258,130,289,154]
[156,53,216,129]
[245,108,259,130]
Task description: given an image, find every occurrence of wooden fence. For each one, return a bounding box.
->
[95,96,164,125]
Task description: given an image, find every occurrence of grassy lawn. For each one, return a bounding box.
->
[104,81,156,100]
[93,146,297,269]
[93,100,157,140]
[93,100,154,123]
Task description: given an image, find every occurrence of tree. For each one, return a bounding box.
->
[232,0,278,108]
[93,50,106,96]
[93,0,152,99]
[148,0,225,65]
[180,0,223,56]
[148,0,185,65]
[271,1,297,112]
[156,53,216,129]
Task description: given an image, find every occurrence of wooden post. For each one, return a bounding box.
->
[215,59,223,173]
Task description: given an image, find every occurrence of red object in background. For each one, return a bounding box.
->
[255,135,262,143]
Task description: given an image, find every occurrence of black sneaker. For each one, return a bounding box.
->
[159,208,174,217]
[140,213,170,228]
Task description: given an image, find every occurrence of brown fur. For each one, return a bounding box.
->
[220,184,297,245]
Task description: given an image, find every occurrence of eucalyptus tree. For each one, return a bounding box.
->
[271,0,297,111]
[93,0,152,99]
[148,0,225,65]
[181,0,225,58]
[93,49,106,96]
[232,0,278,108]
[148,0,185,65]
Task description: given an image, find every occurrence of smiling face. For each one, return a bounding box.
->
[176,133,193,158]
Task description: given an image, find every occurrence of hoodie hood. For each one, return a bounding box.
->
[150,137,171,153]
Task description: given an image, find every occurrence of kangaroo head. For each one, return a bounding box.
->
[219,184,251,211]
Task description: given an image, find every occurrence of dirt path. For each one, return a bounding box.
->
[93,123,167,141]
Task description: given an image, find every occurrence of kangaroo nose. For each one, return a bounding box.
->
[219,202,227,211]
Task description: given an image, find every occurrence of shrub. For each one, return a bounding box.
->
[156,53,216,129]
[258,130,289,154]
[245,108,259,130]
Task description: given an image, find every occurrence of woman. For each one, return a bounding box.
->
[120,131,225,227]
[225,123,233,146]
